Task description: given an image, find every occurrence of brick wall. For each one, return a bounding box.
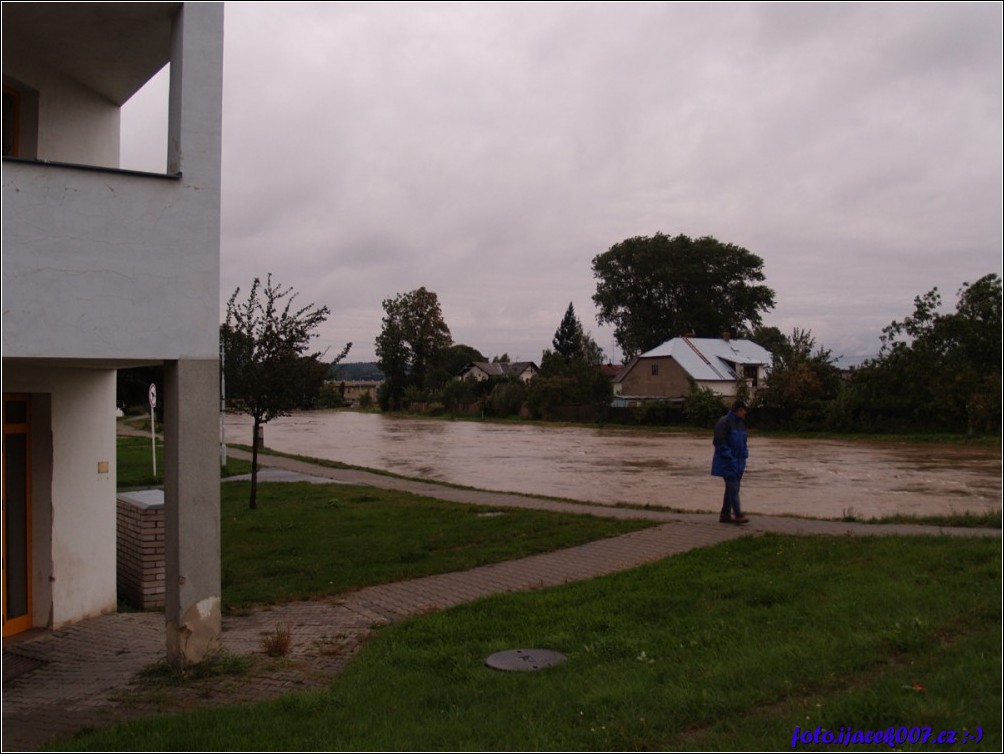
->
[116,491,165,609]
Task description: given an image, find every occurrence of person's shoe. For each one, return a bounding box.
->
[732,515,750,525]
[719,514,733,523]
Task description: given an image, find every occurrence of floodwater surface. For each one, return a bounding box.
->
[224,412,1001,519]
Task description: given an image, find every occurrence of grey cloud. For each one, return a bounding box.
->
[123,2,1001,363]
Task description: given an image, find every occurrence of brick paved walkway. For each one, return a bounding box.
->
[3,449,998,751]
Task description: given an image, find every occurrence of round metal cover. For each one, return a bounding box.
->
[484,648,567,672]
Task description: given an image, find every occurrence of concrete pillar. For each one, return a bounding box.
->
[163,358,221,665]
[168,2,225,182]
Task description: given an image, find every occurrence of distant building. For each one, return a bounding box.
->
[457,361,540,383]
[340,380,382,405]
[613,335,771,406]
[2,2,225,663]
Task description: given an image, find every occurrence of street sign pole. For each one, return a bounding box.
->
[149,383,157,479]
[220,343,227,466]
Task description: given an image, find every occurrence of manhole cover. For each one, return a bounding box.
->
[484,648,567,672]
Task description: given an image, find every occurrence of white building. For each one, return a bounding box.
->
[614,335,772,405]
[2,2,224,663]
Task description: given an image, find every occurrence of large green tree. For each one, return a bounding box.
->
[375,287,453,410]
[222,274,350,509]
[592,233,775,359]
[844,273,1001,434]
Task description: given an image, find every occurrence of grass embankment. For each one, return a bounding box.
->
[61,533,1000,751]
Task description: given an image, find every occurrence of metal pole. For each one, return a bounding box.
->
[150,404,157,479]
[220,342,227,466]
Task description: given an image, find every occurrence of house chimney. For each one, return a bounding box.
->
[722,330,731,342]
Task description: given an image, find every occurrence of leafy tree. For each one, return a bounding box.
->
[483,380,528,417]
[442,343,486,376]
[756,328,841,427]
[843,274,1001,434]
[749,325,789,359]
[222,275,350,509]
[117,364,164,416]
[375,287,453,410]
[440,375,480,412]
[526,354,612,420]
[683,384,727,427]
[529,304,611,420]
[316,381,348,409]
[592,233,776,359]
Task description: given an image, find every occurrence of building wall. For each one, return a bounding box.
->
[2,164,219,360]
[2,4,223,363]
[2,65,120,167]
[4,364,118,629]
[695,380,740,399]
[1,3,224,651]
[618,357,693,398]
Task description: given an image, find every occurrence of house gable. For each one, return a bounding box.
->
[616,356,692,398]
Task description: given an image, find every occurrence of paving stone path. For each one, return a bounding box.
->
[3,448,998,751]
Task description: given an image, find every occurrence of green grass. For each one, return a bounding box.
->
[116,435,165,488]
[60,535,1001,751]
[135,653,254,687]
[117,436,253,490]
[219,481,651,609]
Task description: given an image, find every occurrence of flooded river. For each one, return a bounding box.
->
[224,411,1001,520]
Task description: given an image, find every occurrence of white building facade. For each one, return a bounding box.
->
[2,2,224,663]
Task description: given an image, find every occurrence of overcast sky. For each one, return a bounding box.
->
[122,1,1003,366]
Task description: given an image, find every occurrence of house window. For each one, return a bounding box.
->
[651,363,659,377]
[743,364,759,387]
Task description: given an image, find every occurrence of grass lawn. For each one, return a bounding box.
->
[220,481,651,609]
[61,534,1001,751]
[116,436,252,489]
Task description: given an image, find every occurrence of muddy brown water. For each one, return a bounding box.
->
[224,412,1001,519]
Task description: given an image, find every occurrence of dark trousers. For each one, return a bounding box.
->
[720,475,743,518]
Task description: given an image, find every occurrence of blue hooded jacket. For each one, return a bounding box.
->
[710,410,749,479]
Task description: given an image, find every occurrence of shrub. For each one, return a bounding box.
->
[683,385,726,427]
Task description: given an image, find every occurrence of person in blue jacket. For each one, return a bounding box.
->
[711,400,751,524]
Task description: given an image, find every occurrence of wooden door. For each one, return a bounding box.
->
[2,394,32,637]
